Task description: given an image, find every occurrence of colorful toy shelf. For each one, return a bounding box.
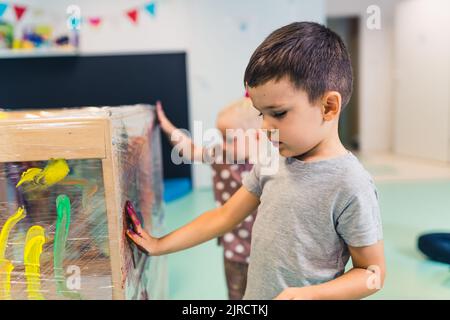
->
[0,48,79,59]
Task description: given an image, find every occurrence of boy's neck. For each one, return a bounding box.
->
[294,133,348,162]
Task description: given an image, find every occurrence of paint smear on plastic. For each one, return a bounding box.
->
[0,207,26,300]
[0,260,14,300]
[24,225,46,300]
[54,195,81,299]
[16,158,70,190]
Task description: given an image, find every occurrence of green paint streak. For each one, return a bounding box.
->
[54,195,81,299]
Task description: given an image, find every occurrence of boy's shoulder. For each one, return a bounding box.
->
[330,155,379,212]
[293,152,375,194]
[342,153,374,184]
[247,152,377,196]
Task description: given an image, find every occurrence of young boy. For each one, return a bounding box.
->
[127,22,385,300]
[155,97,261,300]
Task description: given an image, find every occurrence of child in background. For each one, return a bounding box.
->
[156,97,261,300]
[128,22,385,300]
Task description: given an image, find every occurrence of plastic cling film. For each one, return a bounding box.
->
[0,105,167,300]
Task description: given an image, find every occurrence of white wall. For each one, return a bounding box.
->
[180,0,325,187]
[393,0,450,161]
[326,0,398,154]
[8,0,325,187]
[327,0,450,163]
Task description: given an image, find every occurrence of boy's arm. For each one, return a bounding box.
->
[156,101,206,163]
[126,186,260,256]
[274,241,386,300]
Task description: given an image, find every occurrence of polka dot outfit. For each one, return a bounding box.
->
[212,161,257,265]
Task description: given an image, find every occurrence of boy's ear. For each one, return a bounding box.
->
[321,91,342,121]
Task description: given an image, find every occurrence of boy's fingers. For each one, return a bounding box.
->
[124,201,152,239]
[134,222,145,236]
[126,229,144,246]
[126,229,151,255]
[139,228,152,240]
[135,224,152,240]
[125,201,141,227]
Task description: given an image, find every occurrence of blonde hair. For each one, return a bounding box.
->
[216,96,261,130]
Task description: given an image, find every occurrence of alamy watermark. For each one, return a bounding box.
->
[66,5,82,30]
[66,265,81,290]
[169,121,280,176]
[366,264,383,290]
[366,5,381,30]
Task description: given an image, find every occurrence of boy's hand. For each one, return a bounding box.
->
[155,100,176,135]
[125,201,161,255]
[273,287,316,300]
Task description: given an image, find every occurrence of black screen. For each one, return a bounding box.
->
[0,52,191,181]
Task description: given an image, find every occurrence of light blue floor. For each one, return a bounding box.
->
[164,188,227,299]
[164,181,450,300]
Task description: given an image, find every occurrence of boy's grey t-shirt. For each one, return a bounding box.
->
[242,152,383,300]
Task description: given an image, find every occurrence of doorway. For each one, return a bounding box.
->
[327,17,360,151]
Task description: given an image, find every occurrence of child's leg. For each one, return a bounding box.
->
[224,258,249,300]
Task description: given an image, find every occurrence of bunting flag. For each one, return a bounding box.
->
[126,9,139,24]
[1,2,158,27]
[88,17,102,27]
[13,5,27,21]
[145,2,156,17]
[0,3,7,18]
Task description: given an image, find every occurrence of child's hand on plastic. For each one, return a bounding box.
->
[125,200,160,255]
[155,101,176,134]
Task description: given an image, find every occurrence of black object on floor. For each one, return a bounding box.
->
[417,233,450,265]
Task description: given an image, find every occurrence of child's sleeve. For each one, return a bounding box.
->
[335,184,383,247]
[242,164,262,198]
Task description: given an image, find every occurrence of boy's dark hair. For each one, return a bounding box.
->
[244,21,353,108]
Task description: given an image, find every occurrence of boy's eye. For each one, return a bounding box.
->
[272,111,287,118]
[258,112,263,117]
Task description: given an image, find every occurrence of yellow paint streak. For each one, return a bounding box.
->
[0,207,26,258]
[38,159,70,186]
[16,159,70,189]
[0,207,26,300]
[16,168,42,187]
[24,226,46,300]
[0,259,14,300]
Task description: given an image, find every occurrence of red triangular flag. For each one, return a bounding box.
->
[88,17,102,27]
[126,9,138,24]
[14,5,27,21]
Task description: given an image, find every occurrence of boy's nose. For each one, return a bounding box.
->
[261,118,273,131]
[261,121,277,140]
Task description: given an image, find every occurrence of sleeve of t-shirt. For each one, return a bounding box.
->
[242,163,262,198]
[335,185,383,247]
